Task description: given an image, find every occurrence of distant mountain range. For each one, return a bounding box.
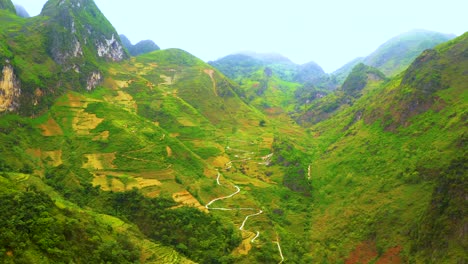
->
[14,4,29,18]
[119,34,160,56]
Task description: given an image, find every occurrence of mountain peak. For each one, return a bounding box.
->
[0,0,15,13]
[14,4,30,18]
[237,51,294,64]
[363,29,455,76]
[41,0,128,64]
[119,34,160,56]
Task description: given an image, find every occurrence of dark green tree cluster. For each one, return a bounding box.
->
[0,189,139,263]
[103,189,242,263]
[273,139,312,195]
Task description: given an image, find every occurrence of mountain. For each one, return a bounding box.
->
[120,34,160,56]
[210,52,298,82]
[331,56,365,84]
[209,52,335,120]
[210,51,331,87]
[0,0,15,13]
[305,32,467,262]
[296,63,386,125]
[0,0,466,262]
[294,61,326,84]
[0,0,129,114]
[41,0,128,64]
[14,4,29,18]
[364,29,455,76]
[333,30,455,82]
[1,2,312,262]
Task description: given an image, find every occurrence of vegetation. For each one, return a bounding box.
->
[0,1,465,263]
[332,29,455,84]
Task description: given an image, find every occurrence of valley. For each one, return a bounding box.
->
[0,0,466,263]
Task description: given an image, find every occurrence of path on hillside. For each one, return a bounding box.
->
[205,139,284,263]
[204,69,217,96]
[205,170,263,243]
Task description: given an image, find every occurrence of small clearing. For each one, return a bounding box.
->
[92,130,109,141]
[166,146,173,157]
[72,109,104,135]
[112,91,137,112]
[82,153,116,170]
[159,74,173,86]
[27,149,63,167]
[233,231,256,256]
[39,118,63,136]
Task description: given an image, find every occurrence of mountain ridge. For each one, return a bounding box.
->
[333,29,456,83]
[119,34,160,56]
[0,1,466,263]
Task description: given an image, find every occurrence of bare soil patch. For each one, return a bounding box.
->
[39,118,63,136]
[82,153,116,170]
[72,109,103,135]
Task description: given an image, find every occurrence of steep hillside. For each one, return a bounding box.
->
[0,2,319,262]
[296,63,386,125]
[0,0,466,263]
[305,32,467,263]
[0,0,129,115]
[333,30,455,83]
[363,29,455,76]
[331,56,364,83]
[41,0,128,66]
[0,0,15,13]
[210,52,335,120]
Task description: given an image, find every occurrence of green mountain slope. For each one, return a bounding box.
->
[41,0,128,63]
[333,30,455,83]
[0,2,317,262]
[0,0,15,13]
[363,29,455,76]
[209,52,336,122]
[305,32,467,263]
[296,63,386,125]
[0,0,466,263]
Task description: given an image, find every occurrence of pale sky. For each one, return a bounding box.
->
[12,0,467,72]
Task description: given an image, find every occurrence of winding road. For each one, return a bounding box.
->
[204,143,284,263]
[205,171,263,236]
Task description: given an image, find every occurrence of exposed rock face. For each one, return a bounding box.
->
[86,71,102,91]
[0,64,21,112]
[96,34,125,61]
[41,0,128,65]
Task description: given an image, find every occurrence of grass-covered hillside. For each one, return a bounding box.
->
[0,1,317,261]
[305,32,467,263]
[0,0,466,263]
